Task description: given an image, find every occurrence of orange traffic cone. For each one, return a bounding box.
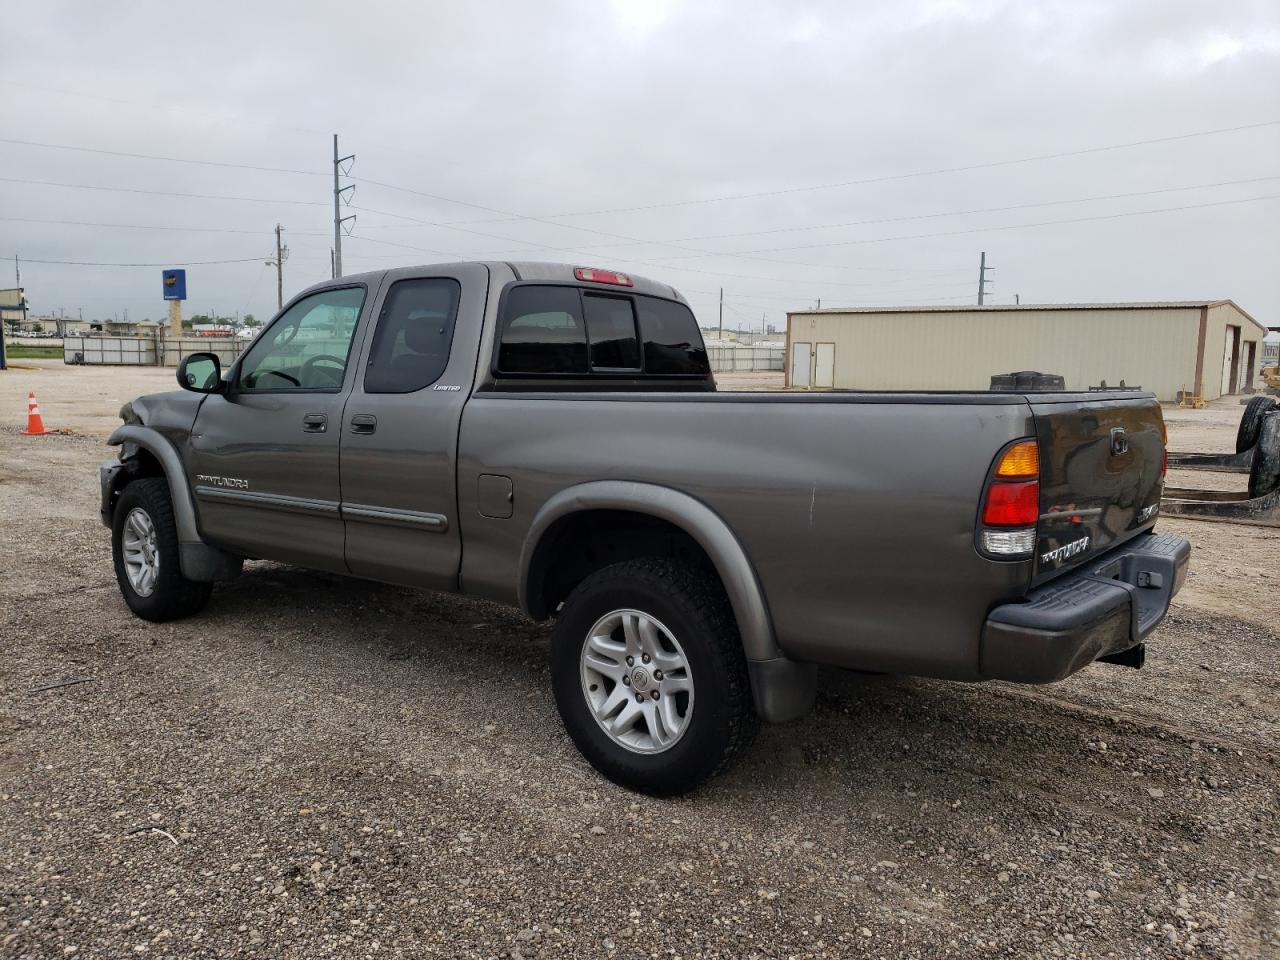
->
[22,391,47,435]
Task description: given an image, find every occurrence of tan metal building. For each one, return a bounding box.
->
[784,300,1268,402]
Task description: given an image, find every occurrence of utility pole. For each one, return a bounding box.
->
[718,287,723,338]
[1015,293,1020,305]
[815,298,821,310]
[266,223,289,309]
[977,251,993,305]
[332,135,356,278]
[16,256,27,329]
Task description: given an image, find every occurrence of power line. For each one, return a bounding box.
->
[621,175,1280,248]
[337,124,1280,273]
[348,169,1280,278]
[11,90,1273,230]
[0,215,330,236]
[347,203,972,284]
[20,124,1268,283]
[348,192,1279,288]
[0,136,326,177]
[343,233,465,259]
[0,176,327,206]
[654,193,1280,259]
[0,79,335,140]
[506,119,1280,220]
[4,255,272,267]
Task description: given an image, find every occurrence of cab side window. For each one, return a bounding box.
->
[238,287,366,392]
[364,278,462,393]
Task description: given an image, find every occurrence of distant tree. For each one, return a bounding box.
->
[31,321,44,333]
[243,314,260,328]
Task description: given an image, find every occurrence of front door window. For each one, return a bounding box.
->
[238,287,366,391]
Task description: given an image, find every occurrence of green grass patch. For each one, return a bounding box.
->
[5,345,64,359]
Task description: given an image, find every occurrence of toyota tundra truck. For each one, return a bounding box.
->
[100,261,1190,794]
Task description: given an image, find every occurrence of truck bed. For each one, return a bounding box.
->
[458,387,1161,680]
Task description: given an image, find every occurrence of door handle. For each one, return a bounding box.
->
[302,413,328,433]
[349,414,377,435]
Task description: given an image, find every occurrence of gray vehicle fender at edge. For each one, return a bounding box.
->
[107,424,201,544]
[517,480,781,663]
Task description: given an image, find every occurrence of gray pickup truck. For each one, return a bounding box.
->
[101,261,1190,794]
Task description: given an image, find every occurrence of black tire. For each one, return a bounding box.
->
[1247,411,1280,498]
[112,477,212,622]
[1237,396,1278,453]
[551,558,758,796]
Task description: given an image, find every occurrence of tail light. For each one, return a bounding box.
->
[979,439,1040,558]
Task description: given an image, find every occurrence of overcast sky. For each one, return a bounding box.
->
[2,0,1278,332]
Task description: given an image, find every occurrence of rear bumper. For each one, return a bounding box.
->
[980,531,1190,683]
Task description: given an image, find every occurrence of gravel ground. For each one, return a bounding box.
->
[1,363,1277,958]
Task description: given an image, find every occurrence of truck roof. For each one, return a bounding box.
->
[328,261,686,302]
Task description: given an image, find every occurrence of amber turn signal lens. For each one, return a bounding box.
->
[995,440,1040,479]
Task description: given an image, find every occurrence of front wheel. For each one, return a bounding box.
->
[112,478,212,622]
[551,558,757,795]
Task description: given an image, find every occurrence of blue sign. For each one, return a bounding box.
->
[162,269,187,301]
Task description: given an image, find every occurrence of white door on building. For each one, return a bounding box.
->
[1221,327,1237,396]
[791,341,812,387]
[1221,330,1231,395]
[814,342,835,388]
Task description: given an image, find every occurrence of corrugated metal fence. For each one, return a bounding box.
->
[64,334,244,368]
[706,346,784,372]
[60,335,780,373]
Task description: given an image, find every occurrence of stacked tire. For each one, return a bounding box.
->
[1248,409,1280,499]
[1237,396,1279,453]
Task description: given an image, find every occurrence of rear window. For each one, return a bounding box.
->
[496,284,707,379]
[636,296,709,376]
[497,285,587,374]
[583,294,640,370]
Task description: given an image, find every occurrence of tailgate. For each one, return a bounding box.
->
[1030,395,1165,582]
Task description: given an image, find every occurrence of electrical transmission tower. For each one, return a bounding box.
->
[977,251,993,305]
[333,135,356,278]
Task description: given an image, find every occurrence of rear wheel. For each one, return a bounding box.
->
[112,478,212,622]
[551,558,757,795]
[1247,412,1280,498]
[1237,396,1278,453]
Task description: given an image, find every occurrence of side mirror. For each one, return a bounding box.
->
[177,352,223,393]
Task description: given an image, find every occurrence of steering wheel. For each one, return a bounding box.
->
[256,369,300,387]
[300,354,345,387]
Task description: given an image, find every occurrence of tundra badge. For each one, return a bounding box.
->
[1041,536,1091,565]
[195,474,249,489]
